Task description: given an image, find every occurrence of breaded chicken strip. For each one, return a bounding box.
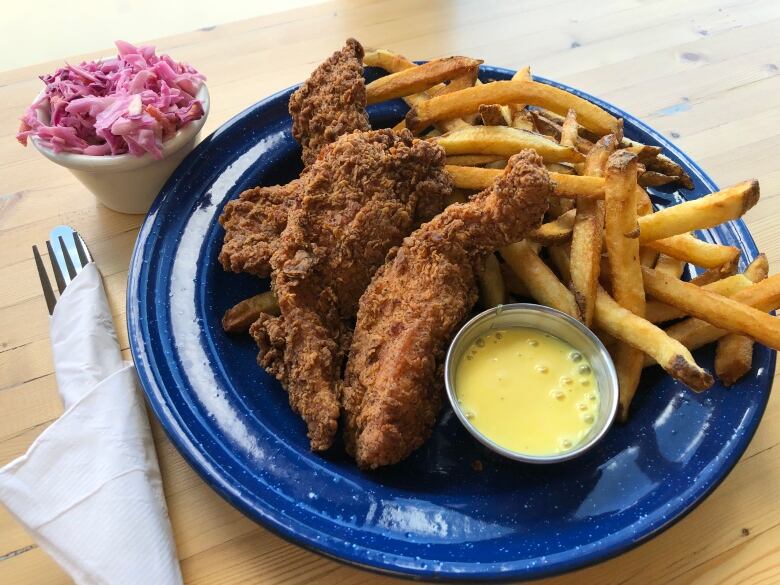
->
[219,181,299,278]
[251,129,451,451]
[219,38,370,278]
[342,150,552,469]
[289,37,371,167]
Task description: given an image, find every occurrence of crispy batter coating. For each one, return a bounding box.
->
[289,38,371,167]
[341,150,552,469]
[218,181,299,278]
[251,129,451,451]
[219,39,370,278]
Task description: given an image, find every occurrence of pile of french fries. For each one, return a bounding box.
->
[362,48,777,421]
[224,48,778,423]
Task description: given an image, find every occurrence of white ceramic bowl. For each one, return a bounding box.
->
[30,84,209,215]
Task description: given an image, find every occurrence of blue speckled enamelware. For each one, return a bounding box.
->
[127,66,774,581]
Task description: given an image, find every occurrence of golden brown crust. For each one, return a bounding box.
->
[253,129,452,451]
[715,334,754,386]
[289,38,371,167]
[668,354,714,392]
[743,179,760,214]
[220,39,373,278]
[606,149,636,172]
[250,314,288,384]
[218,182,300,278]
[342,150,551,469]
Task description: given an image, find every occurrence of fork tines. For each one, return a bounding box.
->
[33,230,92,315]
[32,245,57,315]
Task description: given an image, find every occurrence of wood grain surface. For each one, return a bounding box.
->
[2,1,780,583]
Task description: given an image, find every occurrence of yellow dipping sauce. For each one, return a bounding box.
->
[454,327,599,455]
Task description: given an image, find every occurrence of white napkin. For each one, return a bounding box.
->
[0,263,183,585]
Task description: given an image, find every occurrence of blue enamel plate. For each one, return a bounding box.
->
[127,66,774,580]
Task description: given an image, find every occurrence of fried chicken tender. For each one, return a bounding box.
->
[219,38,370,278]
[289,37,371,167]
[218,181,299,278]
[341,150,552,469]
[251,129,452,451]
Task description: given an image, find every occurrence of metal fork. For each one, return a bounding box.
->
[32,226,93,315]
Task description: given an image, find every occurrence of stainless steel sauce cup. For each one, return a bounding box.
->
[444,303,619,463]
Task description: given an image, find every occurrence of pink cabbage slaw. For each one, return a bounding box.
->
[17,40,205,159]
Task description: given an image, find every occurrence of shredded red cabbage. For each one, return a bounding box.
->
[17,41,205,158]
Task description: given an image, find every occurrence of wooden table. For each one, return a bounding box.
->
[2,1,780,583]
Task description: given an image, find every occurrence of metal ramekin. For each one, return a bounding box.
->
[444,303,619,464]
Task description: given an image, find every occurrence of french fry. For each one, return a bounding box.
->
[622,139,662,162]
[405,80,622,136]
[434,126,584,163]
[654,254,686,278]
[445,165,605,198]
[594,286,713,391]
[550,109,579,217]
[744,253,770,282]
[637,180,759,243]
[689,262,738,285]
[570,135,615,327]
[604,150,645,306]
[552,243,712,390]
[639,171,676,188]
[512,65,531,82]
[533,108,603,143]
[715,335,754,387]
[644,261,742,329]
[645,274,753,323]
[512,109,536,132]
[560,108,579,148]
[365,56,483,104]
[508,66,533,129]
[714,254,769,386]
[501,261,531,297]
[446,165,500,189]
[547,244,572,285]
[642,267,780,350]
[479,254,507,308]
[647,154,694,189]
[596,329,619,349]
[363,48,416,72]
[547,196,573,221]
[635,186,653,216]
[500,240,581,319]
[364,49,442,110]
[644,274,780,367]
[446,154,506,166]
[429,68,480,96]
[604,150,646,419]
[368,51,476,134]
[528,209,576,244]
[447,155,504,167]
[640,248,658,268]
[530,110,595,154]
[222,291,280,333]
[531,109,560,138]
[637,193,658,268]
[545,162,576,175]
[552,174,607,199]
[644,233,740,269]
[545,168,577,217]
